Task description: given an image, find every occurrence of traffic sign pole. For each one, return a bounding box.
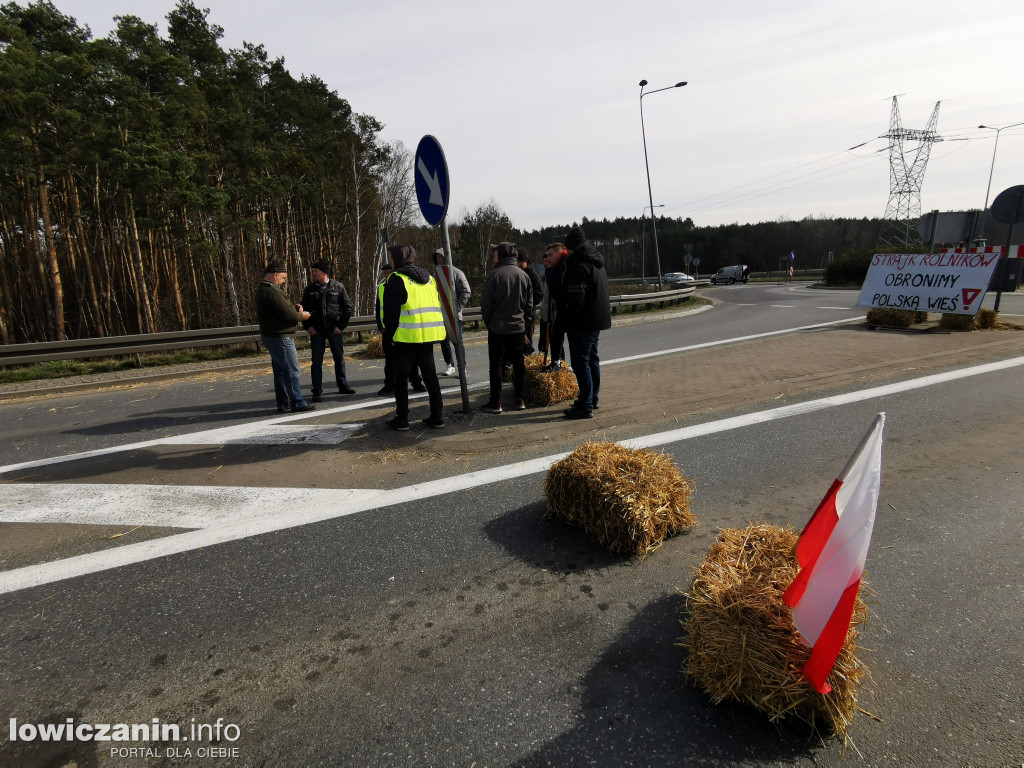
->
[415,135,471,412]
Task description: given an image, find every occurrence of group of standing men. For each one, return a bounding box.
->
[480,223,610,419]
[253,221,609,426]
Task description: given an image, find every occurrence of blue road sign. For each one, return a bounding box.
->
[415,135,450,227]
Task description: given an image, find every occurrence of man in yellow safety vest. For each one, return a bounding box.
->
[381,245,446,430]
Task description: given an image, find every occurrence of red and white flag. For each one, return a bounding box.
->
[783,413,885,694]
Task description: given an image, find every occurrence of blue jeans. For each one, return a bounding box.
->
[262,335,306,408]
[567,329,601,412]
[309,330,348,393]
[439,318,464,368]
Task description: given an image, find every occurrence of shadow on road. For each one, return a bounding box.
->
[512,594,824,767]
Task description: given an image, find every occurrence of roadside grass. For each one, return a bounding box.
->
[0,345,262,384]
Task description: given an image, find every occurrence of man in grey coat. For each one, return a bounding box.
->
[432,248,471,376]
[480,242,533,414]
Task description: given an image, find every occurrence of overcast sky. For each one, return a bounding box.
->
[50,0,1024,232]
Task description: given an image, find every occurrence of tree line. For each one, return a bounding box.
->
[1,1,890,345]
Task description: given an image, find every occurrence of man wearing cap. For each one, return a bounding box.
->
[432,248,471,377]
[381,245,446,430]
[480,242,533,414]
[254,260,315,413]
[558,224,611,420]
[301,258,355,401]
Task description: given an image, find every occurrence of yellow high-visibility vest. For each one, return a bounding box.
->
[391,273,446,343]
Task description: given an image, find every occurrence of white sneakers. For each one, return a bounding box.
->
[443,365,457,376]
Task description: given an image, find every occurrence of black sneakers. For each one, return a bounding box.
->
[339,385,356,395]
[377,386,394,396]
[291,403,316,413]
[310,392,323,403]
[421,415,446,429]
[386,417,410,431]
[481,402,502,414]
[563,407,592,420]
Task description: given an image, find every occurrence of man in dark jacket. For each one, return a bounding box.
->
[254,260,315,413]
[540,242,567,371]
[517,248,544,340]
[375,261,427,397]
[301,259,355,401]
[558,224,611,420]
[480,242,533,414]
[381,245,446,431]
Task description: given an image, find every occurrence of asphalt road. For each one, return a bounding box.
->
[1,285,1022,767]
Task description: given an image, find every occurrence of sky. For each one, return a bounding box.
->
[47,0,1024,232]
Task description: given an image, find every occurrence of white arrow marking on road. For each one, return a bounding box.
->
[417,157,443,205]
[0,355,1022,595]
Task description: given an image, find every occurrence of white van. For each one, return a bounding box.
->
[711,265,749,284]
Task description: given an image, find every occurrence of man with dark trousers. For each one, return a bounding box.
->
[376,261,427,397]
[301,258,355,401]
[540,242,568,372]
[558,224,611,420]
[381,245,446,431]
[480,242,533,414]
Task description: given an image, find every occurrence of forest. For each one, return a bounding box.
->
[0,1,891,345]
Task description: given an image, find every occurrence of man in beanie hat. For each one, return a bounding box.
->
[557,223,611,419]
[432,248,471,377]
[480,242,533,414]
[381,245,446,430]
[254,260,315,413]
[300,258,355,401]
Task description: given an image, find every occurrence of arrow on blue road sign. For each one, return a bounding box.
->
[414,135,450,226]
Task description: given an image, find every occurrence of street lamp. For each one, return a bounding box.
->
[979,122,1024,214]
[639,78,686,290]
[640,204,664,283]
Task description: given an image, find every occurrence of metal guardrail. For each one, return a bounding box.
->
[0,286,696,367]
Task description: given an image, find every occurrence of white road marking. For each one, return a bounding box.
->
[163,423,364,445]
[769,304,796,308]
[0,484,379,528]
[818,306,853,310]
[2,354,1022,595]
[603,317,861,366]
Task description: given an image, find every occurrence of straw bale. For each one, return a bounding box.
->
[523,353,579,406]
[976,309,997,329]
[866,308,926,327]
[365,334,385,358]
[938,313,976,331]
[679,523,869,736]
[544,441,696,556]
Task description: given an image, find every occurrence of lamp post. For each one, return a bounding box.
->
[639,79,686,290]
[640,204,664,284]
[979,122,1024,214]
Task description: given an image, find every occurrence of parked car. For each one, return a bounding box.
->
[710,265,749,284]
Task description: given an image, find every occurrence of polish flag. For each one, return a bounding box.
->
[783,413,885,694]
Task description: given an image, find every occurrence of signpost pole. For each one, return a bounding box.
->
[439,218,471,412]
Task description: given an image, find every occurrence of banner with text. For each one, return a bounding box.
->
[856,251,1002,316]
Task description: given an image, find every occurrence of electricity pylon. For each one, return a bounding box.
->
[878,96,942,248]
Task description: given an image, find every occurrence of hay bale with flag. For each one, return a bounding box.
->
[544,441,695,556]
[523,353,578,406]
[680,414,885,736]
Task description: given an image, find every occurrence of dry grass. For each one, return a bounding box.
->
[544,441,696,556]
[679,523,869,736]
